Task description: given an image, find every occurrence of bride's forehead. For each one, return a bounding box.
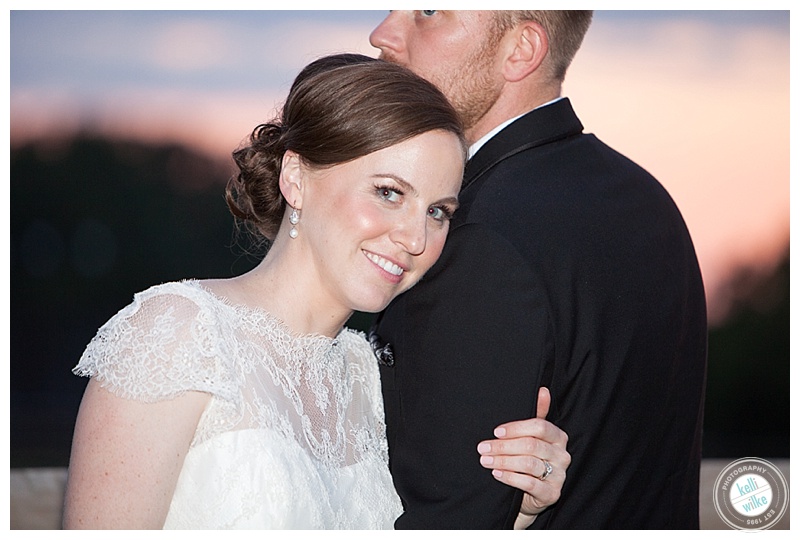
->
[305,131,462,192]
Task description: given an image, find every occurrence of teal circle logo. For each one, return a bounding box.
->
[713,457,788,530]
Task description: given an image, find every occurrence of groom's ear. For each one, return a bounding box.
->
[279,150,304,209]
[500,20,549,83]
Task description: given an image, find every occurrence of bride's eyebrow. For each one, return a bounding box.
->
[436,196,460,210]
[371,173,416,195]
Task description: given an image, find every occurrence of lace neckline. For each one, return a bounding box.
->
[182,279,346,362]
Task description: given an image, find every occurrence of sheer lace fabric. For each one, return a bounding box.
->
[74,280,401,529]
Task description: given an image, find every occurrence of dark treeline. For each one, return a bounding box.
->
[11,135,256,466]
[10,135,789,467]
[704,250,790,458]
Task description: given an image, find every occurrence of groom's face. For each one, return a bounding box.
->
[370,10,504,131]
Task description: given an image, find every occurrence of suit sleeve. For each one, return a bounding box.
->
[378,223,551,529]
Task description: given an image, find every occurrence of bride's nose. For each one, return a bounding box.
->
[389,211,427,256]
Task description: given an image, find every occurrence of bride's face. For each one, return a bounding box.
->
[297,129,463,314]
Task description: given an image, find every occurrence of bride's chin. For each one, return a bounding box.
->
[351,296,395,316]
[348,282,414,314]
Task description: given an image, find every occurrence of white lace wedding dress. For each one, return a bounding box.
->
[73,280,402,529]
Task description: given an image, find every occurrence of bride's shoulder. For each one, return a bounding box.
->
[75,279,238,403]
[80,279,229,360]
[119,279,223,323]
[132,279,212,306]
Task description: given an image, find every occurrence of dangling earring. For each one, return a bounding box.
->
[289,206,300,239]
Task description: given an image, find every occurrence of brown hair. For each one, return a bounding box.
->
[493,10,593,82]
[226,54,465,242]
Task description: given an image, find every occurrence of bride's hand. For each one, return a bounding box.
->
[476,387,570,529]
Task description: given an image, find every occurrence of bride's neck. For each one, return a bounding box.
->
[231,246,351,339]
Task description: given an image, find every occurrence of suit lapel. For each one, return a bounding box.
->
[462,98,584,192]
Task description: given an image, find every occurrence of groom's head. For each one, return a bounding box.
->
[370,10,592,141]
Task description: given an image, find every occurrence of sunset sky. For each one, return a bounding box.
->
[8,8,791,325]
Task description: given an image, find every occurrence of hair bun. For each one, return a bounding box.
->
[226,122,287,241]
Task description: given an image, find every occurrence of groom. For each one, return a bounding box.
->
[371,10,707,528]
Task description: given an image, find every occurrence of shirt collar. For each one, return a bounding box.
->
[468,96,565,159]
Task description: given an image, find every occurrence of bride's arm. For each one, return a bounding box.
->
[62,379,209,529]
[477,388,571,529]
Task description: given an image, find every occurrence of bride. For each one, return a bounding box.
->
[62,54,569,529]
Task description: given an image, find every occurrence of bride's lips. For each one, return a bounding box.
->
[363,250,406,282]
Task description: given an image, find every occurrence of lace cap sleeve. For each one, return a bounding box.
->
[73,282,239,405]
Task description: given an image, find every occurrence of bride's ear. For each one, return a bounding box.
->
[279,150,304,209]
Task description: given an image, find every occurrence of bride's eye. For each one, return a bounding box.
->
[376,186,402,203]
[428,205,454,222]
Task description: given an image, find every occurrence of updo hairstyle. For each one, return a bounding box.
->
[226,53,465,242]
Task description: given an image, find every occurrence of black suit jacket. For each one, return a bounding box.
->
[375,99,707,529]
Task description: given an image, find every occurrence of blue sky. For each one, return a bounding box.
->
[10,10,789,100]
